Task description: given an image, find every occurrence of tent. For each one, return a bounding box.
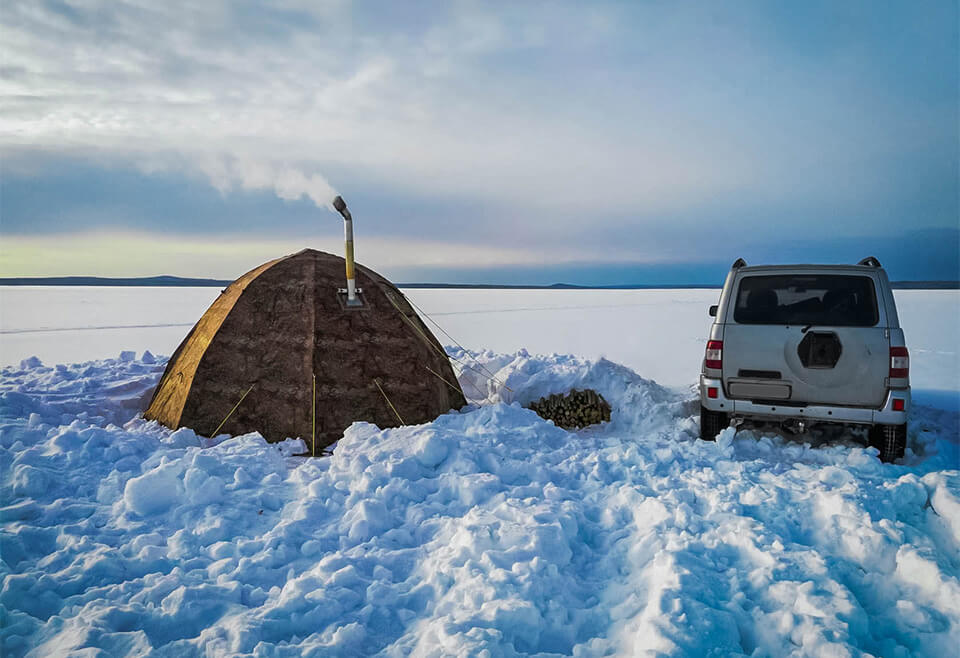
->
[144,249,466,449]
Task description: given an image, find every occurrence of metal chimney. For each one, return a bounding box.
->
[332,195,363,307]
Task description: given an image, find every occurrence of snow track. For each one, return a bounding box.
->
[1,351,958,656]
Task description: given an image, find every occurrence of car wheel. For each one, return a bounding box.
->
[700,405,729,441]
[869,423,907,462]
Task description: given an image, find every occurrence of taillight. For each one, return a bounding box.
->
[890,346,909,379]
[705,340,723,370]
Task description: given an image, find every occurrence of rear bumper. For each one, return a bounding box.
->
[699,376,909,425]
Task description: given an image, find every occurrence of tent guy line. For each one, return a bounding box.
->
[1,323,196,335]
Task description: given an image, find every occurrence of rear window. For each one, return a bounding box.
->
[734,274,878,326]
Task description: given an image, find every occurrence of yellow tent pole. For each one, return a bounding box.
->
[424,364,463,395]
[312,373,316,457]
[211,385,254,437]
[374,378,405,425]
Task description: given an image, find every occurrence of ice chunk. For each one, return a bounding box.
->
[927,474,960,546]
[124,463,184,515]
[11,465,49,498]
[413,431,449,467]
[163,427,201,448]
[345,500,390,542]
[716,426,736,455]
[184,468,225,505]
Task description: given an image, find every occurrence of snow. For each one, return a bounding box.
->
[1,346,958,656]
[0,286,220,371]
[3,286,957,394]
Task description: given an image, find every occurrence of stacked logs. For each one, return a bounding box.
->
[526,389,611,429]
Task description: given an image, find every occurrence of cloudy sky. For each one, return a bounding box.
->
[2,0,957,284]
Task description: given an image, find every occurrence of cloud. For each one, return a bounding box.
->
[3,1,951,212]
[0,1,956,279]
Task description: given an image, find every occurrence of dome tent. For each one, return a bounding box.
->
[144,249,466,450]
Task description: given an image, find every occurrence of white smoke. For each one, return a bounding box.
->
[197,154,338,210]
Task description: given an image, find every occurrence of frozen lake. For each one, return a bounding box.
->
[1,286,957,395]
[2,287,959,656]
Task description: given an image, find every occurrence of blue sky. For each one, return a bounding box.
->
[1,1,957,283]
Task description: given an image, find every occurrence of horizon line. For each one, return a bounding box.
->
[1,275,958,291]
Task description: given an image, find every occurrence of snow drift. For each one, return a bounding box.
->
[1,350,958,656]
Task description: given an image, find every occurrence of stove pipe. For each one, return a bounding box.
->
[332,195,360,305]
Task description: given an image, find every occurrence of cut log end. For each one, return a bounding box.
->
[525,389,611,430]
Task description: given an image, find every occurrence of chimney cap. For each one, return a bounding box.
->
[332,195,347,213]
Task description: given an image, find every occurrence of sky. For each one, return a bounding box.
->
[1,0,958,284]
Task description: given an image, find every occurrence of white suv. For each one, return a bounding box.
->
[699,257,910,461]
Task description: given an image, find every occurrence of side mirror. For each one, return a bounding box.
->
[709,305,718,317]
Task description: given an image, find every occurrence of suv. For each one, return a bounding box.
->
[699,257,910,461]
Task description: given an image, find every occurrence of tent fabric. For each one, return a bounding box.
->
[144,249,466,448]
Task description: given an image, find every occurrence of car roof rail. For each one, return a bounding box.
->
[857,256,882,268]
[731,258,747,269]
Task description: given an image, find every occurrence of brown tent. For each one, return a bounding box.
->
[144,249,466,449]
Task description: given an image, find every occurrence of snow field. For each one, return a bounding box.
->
[0,350,958,656]
[3,287,957,396]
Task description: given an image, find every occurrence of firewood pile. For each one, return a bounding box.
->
[526,389,611,429]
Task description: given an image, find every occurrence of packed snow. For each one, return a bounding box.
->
[2,287,957,396]
[1,346,958,656]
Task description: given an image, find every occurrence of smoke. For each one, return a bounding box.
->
[197,154,338,210]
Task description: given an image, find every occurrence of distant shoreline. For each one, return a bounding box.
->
[1,276,957,290]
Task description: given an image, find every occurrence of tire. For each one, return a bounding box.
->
[869,423,907,462]
[700,406,729,441]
